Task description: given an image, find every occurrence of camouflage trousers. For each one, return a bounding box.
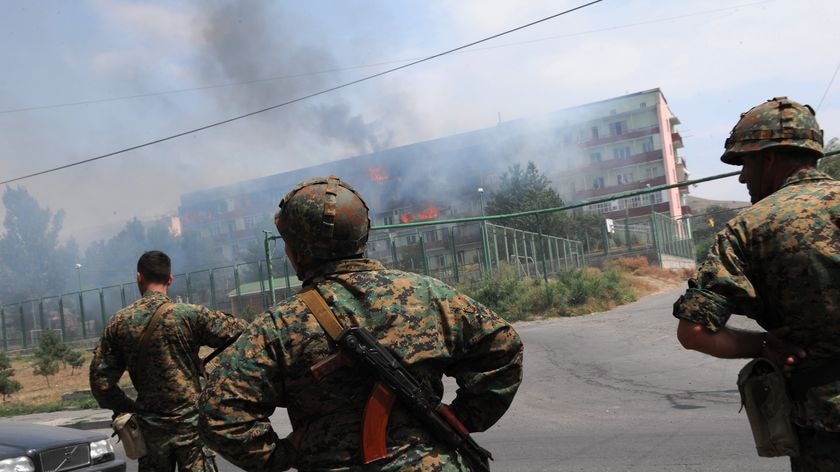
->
[790,428,840,472]
[138,428,218,472]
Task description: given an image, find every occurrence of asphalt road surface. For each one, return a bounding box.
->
[105,288,790,471]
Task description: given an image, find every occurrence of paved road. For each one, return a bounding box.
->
[99,288,789,471]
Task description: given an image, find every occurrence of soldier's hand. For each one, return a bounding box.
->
[762,326,806,376]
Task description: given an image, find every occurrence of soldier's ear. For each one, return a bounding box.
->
[166,274,174,286]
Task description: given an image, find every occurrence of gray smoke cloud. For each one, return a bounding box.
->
[194,1,397,157]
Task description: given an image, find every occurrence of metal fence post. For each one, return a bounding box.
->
[19,305,27,349]
[1,308,7,352]
[120,285,127,308]
[257,261,267,310]
[209,269,217,310]
[78,291,87,339]
[99,289,106,328]
[233,264,243,315]
[390,238,398,267]
[492,225,500,268]
[58,297,66,341]
[283,258,292,291]
[38,300,45,331]
[445,230,456,282]
[420,235,431,277]
[537,220,549,284]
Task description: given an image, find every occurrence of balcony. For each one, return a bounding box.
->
[572,176,667,200]
[581,125,660,148]
[577,149,663,173]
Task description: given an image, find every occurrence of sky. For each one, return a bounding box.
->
[1,0,839,249]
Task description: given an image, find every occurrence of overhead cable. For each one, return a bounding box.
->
[0,0,604,185]
[0,0,773,116]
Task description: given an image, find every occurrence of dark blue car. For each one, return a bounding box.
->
[0,422,125,472]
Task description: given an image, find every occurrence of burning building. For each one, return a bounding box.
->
[178,88,688,262]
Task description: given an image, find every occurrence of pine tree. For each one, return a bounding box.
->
[0,352,22,402]
[32,357,59,388]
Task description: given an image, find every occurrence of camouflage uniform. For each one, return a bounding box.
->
[674,96,840,471]
[90,291,246,472]
[199,257,524,471]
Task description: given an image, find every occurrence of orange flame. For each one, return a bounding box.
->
[368,166,388,182]
[417,206,439,221]
[400,212,414,224]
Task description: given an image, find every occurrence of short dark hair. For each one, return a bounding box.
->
[767,146,821,167]
[137,251,171,284]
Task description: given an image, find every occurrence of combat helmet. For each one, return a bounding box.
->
[721,96,823,165]
[275,175,370,260]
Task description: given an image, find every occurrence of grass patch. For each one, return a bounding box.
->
[0,393,99,417]
[463,258,688,322]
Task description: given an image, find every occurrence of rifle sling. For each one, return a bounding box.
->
[133,301,173,375]
[299,288,345,340]
[299,287,394,463]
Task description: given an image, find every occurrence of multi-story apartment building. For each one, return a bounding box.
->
[178,88,688,262]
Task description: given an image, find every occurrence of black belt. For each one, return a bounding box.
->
[789,362,840,402]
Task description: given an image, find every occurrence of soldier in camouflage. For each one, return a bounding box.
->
[199,176,524,471]
[90,250,246,471]
[673,97,840,471]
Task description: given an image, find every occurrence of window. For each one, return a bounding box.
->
[436,255,446,268]
[383,215,393,226]
[642,137,654,153]
[617,174,623,185]
[610,121,627,136]
[457,251,465,264]
[591,126,599,139]
[406,235,417,245]
[424,230,439,242]
[592,177,605,189]
[640,102,647,108]
[589,152,602,163]
[613,147,631,160]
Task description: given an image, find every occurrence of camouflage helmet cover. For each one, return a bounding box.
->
[275,176,370,260]
[721,96,823,165]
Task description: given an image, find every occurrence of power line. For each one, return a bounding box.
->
[0,0,773,116]
[816,59,840,112]
[0,0,604,186]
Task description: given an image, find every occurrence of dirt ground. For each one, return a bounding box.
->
[4,351,102,406]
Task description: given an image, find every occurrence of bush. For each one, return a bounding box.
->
[464,265,636,321]
[32,357,59,388]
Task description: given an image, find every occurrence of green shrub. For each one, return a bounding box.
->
[465,265,636,321]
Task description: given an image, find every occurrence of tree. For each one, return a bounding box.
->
[32,356,59,388]
[0,186,78,304]
[485,162,605,247]
[35,330,69,368]
[690,205,742,262]
[0,351,22,402]
[486,162,568,236]
[818,137,840,179]
[64,349,85,375]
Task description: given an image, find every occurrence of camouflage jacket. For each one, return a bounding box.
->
[673,168,840,431]
[200,258,523,472]
[90,291,246,431]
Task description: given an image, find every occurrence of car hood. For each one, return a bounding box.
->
[0,422,106,457]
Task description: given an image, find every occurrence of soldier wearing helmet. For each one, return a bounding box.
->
[673,98,840,471]
[200,176,523,471]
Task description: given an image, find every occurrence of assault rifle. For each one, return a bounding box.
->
[337,326,492,472]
